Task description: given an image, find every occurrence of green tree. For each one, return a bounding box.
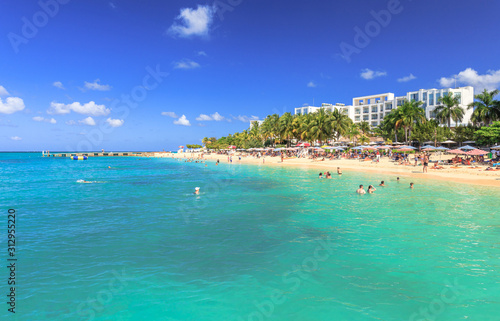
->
[358,121,371,136]
[279,112,294,147]
[468,89,500,125]
[435,92,464,128]
[308,108,333,145]
[392,100,426,144]
[331,109,353,141]
[473,121,500,146]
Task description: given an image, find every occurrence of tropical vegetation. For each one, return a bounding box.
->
[200,93,500,149]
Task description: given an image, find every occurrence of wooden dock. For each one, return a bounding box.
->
[43,152,154,158]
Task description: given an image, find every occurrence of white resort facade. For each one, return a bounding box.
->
[293,86,474,127]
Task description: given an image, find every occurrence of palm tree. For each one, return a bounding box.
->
[358,121,371,136]
[279,112,294,147]
[435,93,464,128]
[346,124,360,146]
[330,109,353,141]
[308,108,333,145]
[393,100,426,144]
[468,89,500,125]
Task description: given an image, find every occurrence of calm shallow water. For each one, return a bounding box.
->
[1,153,500,320]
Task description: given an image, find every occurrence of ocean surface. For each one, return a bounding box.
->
[1,152,500,321]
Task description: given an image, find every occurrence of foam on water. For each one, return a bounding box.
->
[1,153,500,320]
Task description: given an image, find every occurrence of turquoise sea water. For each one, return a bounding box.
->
[1,152,500,321]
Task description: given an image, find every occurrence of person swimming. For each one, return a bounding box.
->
[357,185,366,194]
[337,167,342,175]
[194,187,200,195]
[410,182,414,189]
[319,172,323,179]
[368,185,376,193]
[379,181,385,186]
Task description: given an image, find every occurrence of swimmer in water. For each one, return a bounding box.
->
[337,167,342,175]
[194,187,200,195]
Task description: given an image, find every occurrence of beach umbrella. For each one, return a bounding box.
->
[465,149,488,156]
[273,148,284,151]
[351,146,363,150]
[458,145,476,150]
[398,148,414,152]
[398,145,417,150]
[463,140,475,144]
[441,140,456,144]
[421,145,436,149]
[448,149,466,154]
[422,148,436,152]
[435,146,449,151]
[491,145,500,150]
[296,142,310,147]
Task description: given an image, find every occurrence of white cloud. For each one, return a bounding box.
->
[360,68,387,80]
[197,51,207,56]
[53,81,65,89]
[84,79,111,91]
[196,112,225,121]
[106,118,124,127]
[235,115,259,122]
[109,2,116,9]
[33,116,56,124]
[0,85,9,96]
[0,97,25,114]
[10,136,22,141]
[173,59,200,69]
[196,114,212,121]
[168,5,215,38]
[211,112,224,121]
[161,111,179,118]
[174,115,191,126]
[79,117,96,126]
[439,68,500,92]
[397,74,416,83]
[48,101,110,116]
[307,81,317,88]
[66,120,77,125]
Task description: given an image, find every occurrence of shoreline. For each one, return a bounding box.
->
[162,152,500,188]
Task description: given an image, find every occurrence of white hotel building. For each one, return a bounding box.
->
[294,86,474,127]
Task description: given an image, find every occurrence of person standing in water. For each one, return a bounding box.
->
[357,185,366,194]
[337,167,342,175]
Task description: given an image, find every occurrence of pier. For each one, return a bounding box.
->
[43,152,161,158]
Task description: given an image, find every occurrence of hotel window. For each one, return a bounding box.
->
[371,114,378,120]
[436,93,441,104]
[359,100,364,105]
[411,93,418,101]
[379,113,384,120]
[371,121,378,126]
[363,107,369,113]
[429,93,434,105]
[397,99,404,106]
[423,93,427,101]
[454,93,461,104]
[363,115,369,121]
[355,108,360,114]
[372,106,378,113]
[385,103,392,110]
[303,110,308,115]
[355,116,360,121]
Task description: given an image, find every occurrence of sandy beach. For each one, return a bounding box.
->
[157,152,500,188]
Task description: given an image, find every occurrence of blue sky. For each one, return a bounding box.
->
[1,0,499,151]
